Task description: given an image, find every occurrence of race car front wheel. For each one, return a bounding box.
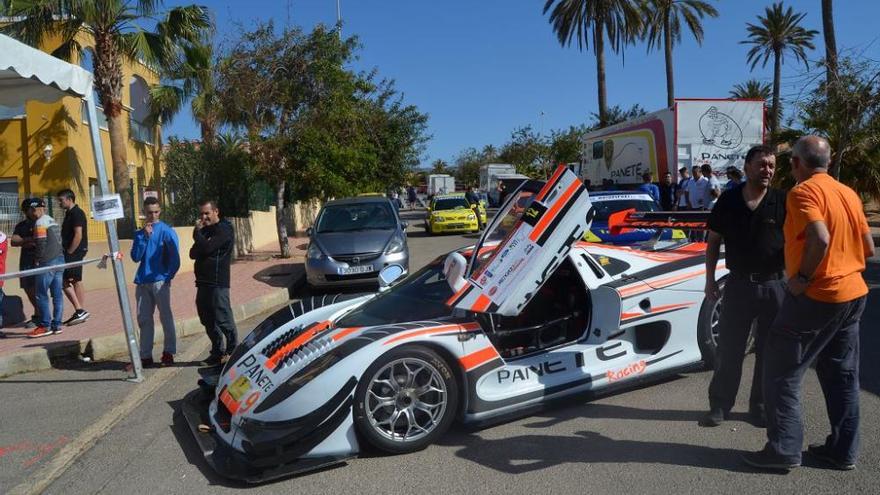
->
[354,346,458,454]
[697,278,725,369]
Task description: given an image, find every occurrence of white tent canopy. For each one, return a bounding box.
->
[0,33,93,106]
[0,32,143,380]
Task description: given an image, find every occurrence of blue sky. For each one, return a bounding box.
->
[164,0,880,167]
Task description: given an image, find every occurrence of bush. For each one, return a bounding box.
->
[162,136,264,225]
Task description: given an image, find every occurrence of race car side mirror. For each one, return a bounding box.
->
[379,264,405,289]
[443,252,468,294]
[306,227,313,237]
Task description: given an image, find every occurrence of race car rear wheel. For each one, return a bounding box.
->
[697,278,725,369]
[354,346,458,454]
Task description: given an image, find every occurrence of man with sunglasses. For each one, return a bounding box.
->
[130,197,180,366]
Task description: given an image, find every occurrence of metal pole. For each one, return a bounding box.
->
[84,87,143,382]
[336,0,342,38]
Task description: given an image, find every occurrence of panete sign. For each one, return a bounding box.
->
[676,100,764,176]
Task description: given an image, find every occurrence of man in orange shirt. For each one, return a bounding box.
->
[743,136,875,472]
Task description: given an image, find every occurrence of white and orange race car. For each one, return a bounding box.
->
[183,166,728,483]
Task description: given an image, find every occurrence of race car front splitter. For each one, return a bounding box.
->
[181,388,353,484]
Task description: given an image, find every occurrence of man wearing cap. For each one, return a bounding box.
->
[27,198,65,338]
[10,199,40,328]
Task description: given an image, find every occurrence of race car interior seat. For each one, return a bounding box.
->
[483,257,590,359]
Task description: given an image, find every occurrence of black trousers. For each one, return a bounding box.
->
[763,294,865,464]
[708,274,785,412]
[196,286,238,357]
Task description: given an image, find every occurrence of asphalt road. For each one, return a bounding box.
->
[7,212,880,494]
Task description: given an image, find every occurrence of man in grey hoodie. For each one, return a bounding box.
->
[28,198,65,338]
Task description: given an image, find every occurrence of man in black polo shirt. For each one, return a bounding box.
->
[700,145,786,428]
[58,189,90,325]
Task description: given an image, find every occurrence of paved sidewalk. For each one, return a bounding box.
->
[0,238,307,377]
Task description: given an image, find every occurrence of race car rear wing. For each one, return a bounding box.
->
[608,209,710,236]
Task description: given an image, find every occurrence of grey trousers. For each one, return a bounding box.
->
[136,280,177,358]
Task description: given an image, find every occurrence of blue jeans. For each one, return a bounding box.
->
[36,256,65,329]
[763,293,866,464]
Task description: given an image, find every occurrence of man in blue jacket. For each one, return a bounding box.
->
[131,197,181,366]
[637,172,661,207]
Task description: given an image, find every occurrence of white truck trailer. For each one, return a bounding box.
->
[427,174,456,196]
[580,98,765,186]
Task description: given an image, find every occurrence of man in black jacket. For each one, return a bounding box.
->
[190,199,237,366]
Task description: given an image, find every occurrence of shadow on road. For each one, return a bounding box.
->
[439,429,763,475]
[859,260,880,398]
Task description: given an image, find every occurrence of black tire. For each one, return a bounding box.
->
[353,346,458,454]
[697,278,725,369]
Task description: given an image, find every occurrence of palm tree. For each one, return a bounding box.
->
[741,2,817,139]
[543,0,642,128]
[1,1,211,226]
[730,79,773,133]
[641,0,719,108]
[149,39,222,145]
[729,79,772,100]
[821,0,838,91]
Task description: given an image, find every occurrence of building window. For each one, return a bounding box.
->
[0,105,25,120]
[80,49,109,129]
[129,75,153,144]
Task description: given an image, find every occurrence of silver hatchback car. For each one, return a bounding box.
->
[305,197,409,288]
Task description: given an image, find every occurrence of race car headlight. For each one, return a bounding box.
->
[433,214,445,222]
[385,236,405,254]
[467,214,476,221]
[307,243,325,260]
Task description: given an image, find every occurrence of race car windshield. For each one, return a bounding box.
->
[593,198,656,221]
[316,203,396,233]
[433,197,471,211]
[335,258,453,327]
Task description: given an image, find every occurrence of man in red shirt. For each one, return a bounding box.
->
[743,136,875,471]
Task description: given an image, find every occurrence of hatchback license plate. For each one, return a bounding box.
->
[340,265,372,275]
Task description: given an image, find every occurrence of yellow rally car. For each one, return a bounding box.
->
[425,194,480,234]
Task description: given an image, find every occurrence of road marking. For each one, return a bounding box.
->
[7,335,212,495]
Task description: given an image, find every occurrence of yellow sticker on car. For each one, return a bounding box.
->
[228,375,251,402]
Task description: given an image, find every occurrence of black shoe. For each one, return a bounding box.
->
[748,406,767,428]
[699,408,726,427]
[200,355,223,367]
[807,443,855,471]
[65,309,90,326]
[742,449,800,471]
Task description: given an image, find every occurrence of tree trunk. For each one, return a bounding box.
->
[107,110,133,236]
[275,181,290,258]
[596,28,608,128]
[200,120,216,145]
[93,30,133,236]
[771,49,782,141]
[664,12,674,108]
[822,0,838,94]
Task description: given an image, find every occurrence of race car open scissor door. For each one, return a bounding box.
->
[448,165,593,316]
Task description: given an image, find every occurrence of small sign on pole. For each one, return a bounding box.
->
[91,194,125,221]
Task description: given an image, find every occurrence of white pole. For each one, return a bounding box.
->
[83,85,143,382]
[336,0,342,38]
